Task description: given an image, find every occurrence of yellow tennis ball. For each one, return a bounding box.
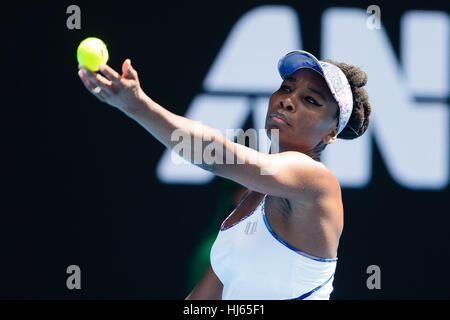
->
[77,37,109,72]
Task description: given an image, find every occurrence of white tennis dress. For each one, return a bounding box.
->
[210,191,337,300]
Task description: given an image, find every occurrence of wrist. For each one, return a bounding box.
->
[121,89,153,116]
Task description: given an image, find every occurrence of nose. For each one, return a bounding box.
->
[280,98,295,112]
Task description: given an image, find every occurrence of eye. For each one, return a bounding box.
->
[305,96,322,106]
[280,85,291,92]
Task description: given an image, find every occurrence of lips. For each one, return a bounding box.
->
[268,112,290,126]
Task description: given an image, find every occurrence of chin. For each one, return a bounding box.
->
[265,125,285,142]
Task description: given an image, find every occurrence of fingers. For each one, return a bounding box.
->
[122,59,138,79]
[99,63,121,83]
[78,68,110,100]
[77,59,137,102]
[81,67,112,87]
[121,59,130,76]
[78,65,112,87]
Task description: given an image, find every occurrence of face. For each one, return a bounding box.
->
[265,68,340,153]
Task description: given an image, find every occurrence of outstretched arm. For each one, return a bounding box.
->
[78,60,337,201]
[78,60,223,168]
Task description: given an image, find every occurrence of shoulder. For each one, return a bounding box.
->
[279,152,343,220]
[278,151,341,196]
[316,161,341,196]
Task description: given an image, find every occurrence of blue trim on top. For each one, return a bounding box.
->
[261,195,338,263]
[220,190,256,231]
[288,273,335,300]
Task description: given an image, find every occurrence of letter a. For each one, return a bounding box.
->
[66,265,81,290]
[66,5,81,30]
[366,265,381,289]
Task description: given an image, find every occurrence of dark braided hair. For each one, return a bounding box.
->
[322,59,372,139]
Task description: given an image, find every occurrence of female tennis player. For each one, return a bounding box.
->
[78,50,371,300]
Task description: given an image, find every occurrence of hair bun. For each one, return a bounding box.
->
[322,59,367,88]
[346,65,368,88]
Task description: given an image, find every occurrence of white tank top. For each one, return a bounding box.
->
[210,191,337,300]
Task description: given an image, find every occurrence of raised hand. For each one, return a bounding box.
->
[78,58,146,111]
